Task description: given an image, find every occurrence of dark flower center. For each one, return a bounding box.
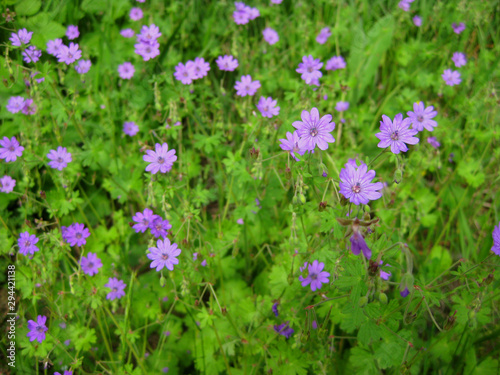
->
[292,143,300,153]
[112,287,118,292]
[307,67,314,73]
[183,72,188,77]
[75,233,82,239]
[157,157,165,164]
[57,157,63,163]
[24,241,31,247]
[352,183,361,194]
[244,85,250,91]
[143,219,149,225]
[310,128,318,137]
[156,224,162,231]
[263,106,269,112]
[310,273,318,280]
[9,146,15,152]
[390,131,399,141]
[68,53,73,59]
[36,326,44,332]
[88,262,94,269]
[417,116,424,122]
[161,253,169,260]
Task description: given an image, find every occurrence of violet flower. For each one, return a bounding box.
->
[296,55,323,85]
[216,55,238,71]
[147,238,181,271]
[143,143,177,174]
[27,315,48,343]
[452,22,466,34]
[375,114,419,154]
[75,59,91,74]
[66,25,79,40]
[80,252,103,276]
[292,107,335,151]
[47,147,72,171]
[407,102,438,132]
[316,27,331,44]
[274,321,294,338]
[0,176,16,193]
[6,96,26,114]
[442,69,461,86]
[0,136,24,162]
[257,96,280,118]
[263,28,279,45]
[299,260,330,291]
[10,28,33,46]
[325,56,346,71]
[129,7,143,21]
[149,217,173,238]
[132,208,160,233]
[57,43,82,64]
[413,16,422,27]
[64,223,90,247]
[192,57,210,79]
[118,62,135,79]
[451,52,467,68]
[427,137,441,149]
[492,222,500,256]
[104,278,127,300]
[235,75,261,97]
[278,131,305,161]
[46,39,64,56]
[339,159,383,205]
[18,232,40,256]
[123,121,139,136]
[335,101,349,112]
[174,61,196,85]
[22,46,42,63]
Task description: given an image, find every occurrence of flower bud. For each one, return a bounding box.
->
[399,273,414,297]
[394,168,403,184]
[318,201,327,212]
[299,194,306,205]
[292,196,298,205]
[378,293,388,304]
[159,275,166,287]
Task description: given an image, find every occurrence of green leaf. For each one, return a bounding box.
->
[16,0,41,16]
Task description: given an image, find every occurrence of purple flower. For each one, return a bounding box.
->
[6,96,26,114]
[398,0,413,11]
[272,302,279,317]
[55,371,73,375]
[452,52,467,68]
[201,259,207,267]
[104,277,127,300]
[137,24,162,43]
[22,99,37,115]
[143,143,177,174]
[452,22,466,34]
[57,43,82,64]
[149,217,173,238]
[274,321,294,338]
[147,238,181,271]
[400,287,410,298]
[66,25,79,40]
[233,9,250,25]
[0,136,24,162]
[325,56,346,71]
[75,59,91,74]
[257,96,280,118]
[292,107,335,151]
[233,2,259,24]
[234,75,261,97]
[236,218,244,225]
[118,62,135,79]
[47,147,72,171]
[120,29,135,38]
[350,229,372,259]
[64,223,90,247]
[491,222,500,256]
[216,55,238,71]
[27,315,48,343]
[22,46,42,63]
[413,16,422,27]
[442,69,461,86]
[375,114,419,154]
[123,121,139,136]
[299,260,330,291]
[312,320,318,329]
[316,27,331,44]
[335,101,349,112]
[296,55,323,85]
[427,137,441,149]
[130,7,143,21]
[174,61,196,85]
[10,29,33,46]
[379,261,391,280]
[46,39,64,56]
[134,40,160,61]
[80,252,103,276]
[18,232,40,256]
[271,0,283,3]
[339,159,383,205]
[132,208,160,233]
[263,28,279,45]
[407,102,438,132]
[192,57,210,79]
[279,131,305,161]
[0,176,16,193]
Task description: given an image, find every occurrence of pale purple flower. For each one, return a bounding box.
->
[66,25,79,40]
[233,9,250,25]
[27,315,48,343]
[237,218,244,225]
[0,136,24,162]
[272,302,279,317]
[22,46,42,63]
[339,159,383,205]
[335,101,349,112]
[271,0,282,3]
[427,137,441,149]
[0,176,16,193]
[80,252,103,276]
[120,28,135,38]
[46,39,64,56]
[137,24,161,43]
[147,238,181,271]
[75,59,91,74]
[118,62,135,79]
[235,75,261,97]
[452,22,466,34]
[274,321,294,338]
[442,69,461,86]
[375,114,419,154]
[134,40,160,61]
[216,55,238,71]
[325,56,346,71]
[47,147,72,171]
[452,52,467,68]
[132,208,160,233]
[398,0,412,11]
[350,229,372,259]
[130,7,143,21]
[57,43,82,64]
[296,55,323,85]
[292,107,335,151]
[263,28,279,45]
[316,27,331,44]
[22,99,37,115]
[55,371,72,375]
[10,28,33,46]
[407,102,438,132]
[174,61,196,84]
[247,6,259,19]
[18,232,40,256]
[279,131,305,162]
[299,260,330,291]
[193,253,198,261]
[149,217,172,238]
[6,96,26,114]
[379,261,391,280]
[123,121,139,136]
[105,278,127,300]
[257,96,280,118]
[143,143,177,174]
[64,223,90,247]
[492,222,500,256]
[413,16,422,27]
[192,57,210,79]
